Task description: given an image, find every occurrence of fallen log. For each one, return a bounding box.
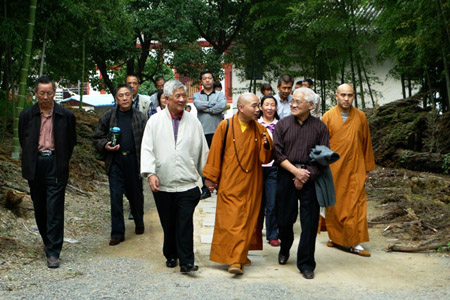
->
[386,242,446,252]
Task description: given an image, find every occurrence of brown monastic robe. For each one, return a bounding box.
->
[322,105,376,247]
[203,114,273,265]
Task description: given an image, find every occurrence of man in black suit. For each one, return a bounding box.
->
[19,76,77,268]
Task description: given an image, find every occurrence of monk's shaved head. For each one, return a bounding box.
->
[336,83,354,94]
[238,93,257,106]
[237,93,260,122]
[335,83,355,113]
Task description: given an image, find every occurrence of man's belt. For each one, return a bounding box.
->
[120,151,134,156]
[38,150,54,157]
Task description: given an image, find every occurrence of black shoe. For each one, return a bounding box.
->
[200,190,211,200]
[166,258,178,268]
[109,237,124,246]
[180,264,199,273]
[301,270,315,279]
[47,256,60,268]
[278,252,289,265]
[135,225,145,235]
[128,212,134,220]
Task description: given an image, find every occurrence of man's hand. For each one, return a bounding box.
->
[293,178,304,190]
[148,174,160,192]
[205,178,217,192]
[262,133,270,150]
[294,167,310,184]
[105,141,120,151]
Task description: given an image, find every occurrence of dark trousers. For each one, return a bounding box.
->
[276,167,320,272]
[108,153,144,239]
[28,155,67,258]
[201,134,214,192]
[262,166,278,241]
[153,187,200,266]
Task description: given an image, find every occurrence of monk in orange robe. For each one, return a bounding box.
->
[322,83,376,257]
[204,93,273,275]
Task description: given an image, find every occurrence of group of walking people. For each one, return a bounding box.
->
[19,73,375,280]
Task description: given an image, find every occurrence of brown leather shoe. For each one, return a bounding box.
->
[47,256,60,268]
[135,226,145,235]
[109,237,124,246]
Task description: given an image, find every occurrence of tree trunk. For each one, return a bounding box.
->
[408,77,412,98]
[401,73,406,99]
[39,22,47,76]
[348,45,358,108]
[12,0,37,160]
[94,57,115,94]
[356,54,365,109]
[362,62,375,108]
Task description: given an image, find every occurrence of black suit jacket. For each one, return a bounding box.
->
[18,102,77,181]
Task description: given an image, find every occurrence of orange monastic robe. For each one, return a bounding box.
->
[203,114,273,265]
[322,105,376,247]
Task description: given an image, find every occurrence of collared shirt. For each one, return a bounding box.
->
[274,93,292,119]
[38,108,54,151]
[273,114,329,180]
[170,110,184,143]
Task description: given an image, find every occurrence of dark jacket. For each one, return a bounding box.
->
[18,102,77,181]
[309,145,340,208]
[92,107,147,174]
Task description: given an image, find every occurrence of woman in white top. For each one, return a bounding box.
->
[257,95,280,247]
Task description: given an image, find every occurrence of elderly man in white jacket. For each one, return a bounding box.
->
[141,80,208,274]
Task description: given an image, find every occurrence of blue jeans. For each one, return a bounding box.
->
[262,166,278,241]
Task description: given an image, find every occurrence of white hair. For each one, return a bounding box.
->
[293,87,317,104]
[163,80,187,98]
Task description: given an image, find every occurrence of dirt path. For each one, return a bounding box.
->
[1,180,449,299]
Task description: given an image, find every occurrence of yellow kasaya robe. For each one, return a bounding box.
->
[322,105,376,247]
[203,114,273,265]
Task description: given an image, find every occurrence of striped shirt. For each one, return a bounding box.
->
[273,114,329,180]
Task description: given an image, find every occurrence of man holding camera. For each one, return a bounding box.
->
[93,84,147,246]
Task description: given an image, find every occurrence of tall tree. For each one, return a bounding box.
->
[11,0,37,160]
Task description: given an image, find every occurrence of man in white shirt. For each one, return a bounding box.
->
[274,74,294,119]
[141,80,208,274]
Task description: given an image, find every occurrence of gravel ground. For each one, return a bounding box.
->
[1,176,449,300]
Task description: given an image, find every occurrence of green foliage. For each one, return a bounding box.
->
[443,153,450,174]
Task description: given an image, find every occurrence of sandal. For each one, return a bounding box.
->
[349,247,371,257]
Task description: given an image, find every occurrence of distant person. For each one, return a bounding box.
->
[149,76,166,114]
[274,74,294,119]
[126,74,152,117]
[295,80,303,90]
[185,105,192,112]
[141,80,208,273]
[19,76,77,268]
[213,81,222,92]
[92,84,147,246]
[260,83,273,97]
[204,93,273,275]
[302,79,314,89]
[258,95,280,247]
[193,70,227,200]
[155,90,167,112]
[273,87,329,280]
[322,83,376,257]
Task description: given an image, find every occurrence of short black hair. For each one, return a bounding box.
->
[126,73,141,84]
[303,78,314,87]
[260,83,273,94]
[213,82,222,89]
[199,70,214,80]
[259,95,280,120]
[156,90,164,102]
[277,74,293,87]
[295,80,303,86]
[35,75,56,91]
[114,84,132,98]
[155,76,166,83]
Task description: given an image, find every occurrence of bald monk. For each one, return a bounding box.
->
[204,93,273,275]
[322,83,376,257]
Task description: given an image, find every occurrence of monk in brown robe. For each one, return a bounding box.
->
[322,83,376,257]
[204,93,273,275]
